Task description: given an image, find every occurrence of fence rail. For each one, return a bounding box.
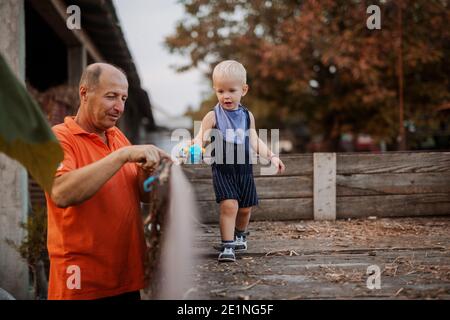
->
[183,151,450,223]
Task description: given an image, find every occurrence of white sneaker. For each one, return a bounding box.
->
[218,246,236,262]
[234,235,247,252]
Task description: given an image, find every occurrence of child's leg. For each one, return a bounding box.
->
[235,207,252,232]
[234,207,251,252]
[219,199,239,241]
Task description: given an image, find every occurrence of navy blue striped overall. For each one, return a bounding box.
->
[211,106,259,208]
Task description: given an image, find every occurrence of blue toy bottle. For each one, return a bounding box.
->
[185,144,203,164]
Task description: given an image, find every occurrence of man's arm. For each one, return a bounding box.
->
[51,145,161,208]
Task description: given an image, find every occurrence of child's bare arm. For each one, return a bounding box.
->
[248,111,273,159]
[193,111,215,147]
[249,111,285,173]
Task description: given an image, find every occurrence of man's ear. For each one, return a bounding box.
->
[242,84,249,97]
[79,86,88,102]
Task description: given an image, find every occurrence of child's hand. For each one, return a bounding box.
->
[271,156,286,174]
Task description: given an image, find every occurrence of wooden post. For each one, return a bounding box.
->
[397,0,406,151]
[0,0,30,299]
[314,153,336,220]
[68,46,87,86]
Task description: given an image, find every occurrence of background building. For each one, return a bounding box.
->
[0,0,156,299]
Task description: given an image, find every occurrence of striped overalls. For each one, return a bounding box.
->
[211,106,259,208]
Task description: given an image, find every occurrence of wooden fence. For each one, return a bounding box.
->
[182,151,450,223]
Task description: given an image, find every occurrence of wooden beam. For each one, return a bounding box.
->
[28,0,79,46]
[337,152,450,174]
[182,154,313,179]
[197,198,313,223]
[29,0,103,61]
[50,0,103,61]
[67,45,87,85]
[314,153,336,220]
[337,193,450,218]
[337,172,450,196]
[191,176,313,201]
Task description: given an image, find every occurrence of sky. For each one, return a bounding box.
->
[113,0,208,127]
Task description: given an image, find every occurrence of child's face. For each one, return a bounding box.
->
[213,76,248,110]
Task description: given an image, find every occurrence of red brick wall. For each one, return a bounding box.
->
[27,85,79,210]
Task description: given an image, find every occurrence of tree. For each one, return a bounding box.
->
[166,0,449,151]
[6,206,48,299]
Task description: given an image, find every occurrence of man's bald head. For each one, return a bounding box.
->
[77,63,129,133]
[79,63,127,91]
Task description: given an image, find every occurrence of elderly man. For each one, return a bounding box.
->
[46,63,167,300]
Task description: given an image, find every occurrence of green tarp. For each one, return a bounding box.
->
[0,54,63,192]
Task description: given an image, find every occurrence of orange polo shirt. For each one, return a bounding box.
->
[45,117,146,300]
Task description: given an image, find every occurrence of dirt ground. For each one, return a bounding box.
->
[186,217,450,300]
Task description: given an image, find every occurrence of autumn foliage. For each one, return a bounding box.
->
[166,0,449,151]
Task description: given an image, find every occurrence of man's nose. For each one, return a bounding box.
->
[114,100,125,113]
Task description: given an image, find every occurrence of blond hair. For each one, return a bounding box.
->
[212,60,247,84]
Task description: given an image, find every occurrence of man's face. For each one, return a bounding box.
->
[213,76,248,110]
[84,69,128,131]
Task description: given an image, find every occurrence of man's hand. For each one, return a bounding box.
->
[271,156,286,174]
[120,145,170,171]
[124,145,172,203]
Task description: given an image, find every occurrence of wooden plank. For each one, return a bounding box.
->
[337,172,450,196]
[183,151,450,178]
[314,153,336,220]
[337,193,450,218]
[191,176,313,201]
[182,154,313,179]
[184,152,450,178]
[337,152,450,174]
[197,198,313,223]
